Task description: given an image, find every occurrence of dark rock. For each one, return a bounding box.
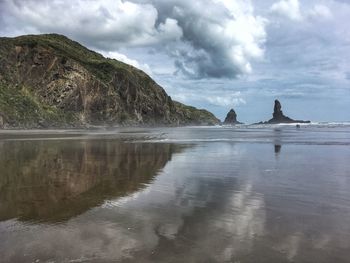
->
[223,109,242,125]
[274,144,282,154]
[264,100,310,124]
[273,100,284,120]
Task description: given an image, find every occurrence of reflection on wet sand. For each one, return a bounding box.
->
[0,142,268,263]
[0,127,350,263]
[274,144,281,154]
[0,140,185,222]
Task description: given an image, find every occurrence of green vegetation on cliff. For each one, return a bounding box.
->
[0,34,130,82]
[0,34,219,128]
[173,101,219,125]
[0,81,76,128]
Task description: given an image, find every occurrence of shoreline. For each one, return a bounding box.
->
[1,121,350,132]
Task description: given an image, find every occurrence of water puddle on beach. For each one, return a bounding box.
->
[0,126,350,262]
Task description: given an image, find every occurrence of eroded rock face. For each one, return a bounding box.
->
[0,115,4,128]
[273,100,284,120]
[266,100,310,124]
[0,34,220,128]
[223,109,242,125]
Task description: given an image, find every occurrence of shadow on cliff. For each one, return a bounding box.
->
[0,139,188,223]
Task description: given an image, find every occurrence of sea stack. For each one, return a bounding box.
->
[266,100,310,124]
[223,109,242,125]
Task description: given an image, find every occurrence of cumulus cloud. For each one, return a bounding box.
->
[0,0,183,49]
[270,0,302,21]
[147,0,268,78]
[0,0,267,79]
[100,51,153,75]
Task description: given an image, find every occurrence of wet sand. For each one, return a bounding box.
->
[0,125,349,262]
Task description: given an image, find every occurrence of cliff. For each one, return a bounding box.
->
[0,34,220,128]
[223,109,242,125]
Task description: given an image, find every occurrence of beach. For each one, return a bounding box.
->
[0,124,350,262]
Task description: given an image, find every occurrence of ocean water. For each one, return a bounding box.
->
[0,124,350,262]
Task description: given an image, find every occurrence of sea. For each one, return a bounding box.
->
[0,123,350,263]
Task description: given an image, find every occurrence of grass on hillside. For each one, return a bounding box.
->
[0,34,150,83]
[0,81,76,127]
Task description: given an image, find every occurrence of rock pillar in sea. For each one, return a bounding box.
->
[223,109,242,125]
[273,100,284,120]
[265,99,310,124]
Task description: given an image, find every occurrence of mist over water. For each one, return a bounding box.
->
[0,125,350,262]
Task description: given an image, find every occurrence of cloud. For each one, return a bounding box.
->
[206,95,246,107]
[148,0,268,78]
[346,72,350,81]
[270,1,332,22]
[164,80,246,108]
[100,51,153,75]
[174,92,246,108]
[270,0,302,21]
[0,0,267,79]
[308,5,332,20]
[0,0,182,49]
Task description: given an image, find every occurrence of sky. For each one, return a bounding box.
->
[0,0,349,122]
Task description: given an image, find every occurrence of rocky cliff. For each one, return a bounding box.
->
[261,100,310,124]
[0,34,220,128]
[223,109,242,125]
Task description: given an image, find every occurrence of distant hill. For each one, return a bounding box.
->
[0,34,219,128]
